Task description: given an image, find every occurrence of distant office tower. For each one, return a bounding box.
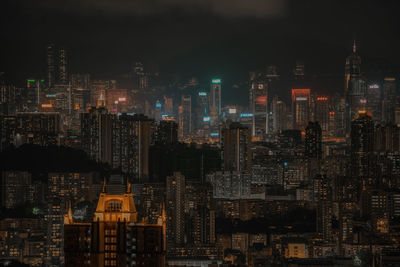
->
[179,95,191,137]
[335,96,346,137]
[345,41,367,130]
[221,122,252,172]
[47,43,56,88]
[163,96,173,116]
[25,79,46,112]
[196,91,209,130]
[131,61,150,90]
[64,183,166,267]
[156,119,178,145]
[166,172,185,247]
[294,60,305,80]
[210,78,222,116]
[249,72,268,137]
[314,96,329,134]
[351,111,374,178]
[271,96,287,133]
[374,124,400,152]
[58,47,68,84]
[154,100,162,120]
[80,107,116,165]
[291,89,311,130]
[382,77,396,123]
[366,83,382,122]
[305,121,322,159]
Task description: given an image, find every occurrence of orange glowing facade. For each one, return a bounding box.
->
[64,182,166,267]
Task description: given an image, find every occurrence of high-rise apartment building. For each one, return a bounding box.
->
[221,122,252,172]
[80,107,115,165]
[166,172,185,247]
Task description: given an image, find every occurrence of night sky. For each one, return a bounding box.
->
[2,0,400,102]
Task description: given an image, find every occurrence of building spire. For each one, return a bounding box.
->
[353,39,357,54]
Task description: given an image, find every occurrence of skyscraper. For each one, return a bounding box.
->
[345,41,367,132]
[305,121,322,160]
[351,111,374,178]
[210,78,221,116]
[249,72,268,137]
[221,122,252,172]
[166,172,185,247]
[271,96,287,133]
[80,107,115,166]
[179,95,191,138]
[64,183,166,267]
[58,47,68,84]
[291,89,311,130]
[294,60,305,80]
[47,43,56,88]
[382,77,396,124]
[314,96,329,134]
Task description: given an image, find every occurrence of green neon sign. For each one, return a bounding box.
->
[211,78,221,84]
[27,79,36,82]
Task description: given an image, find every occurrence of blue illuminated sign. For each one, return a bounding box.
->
[240,113,254,118]
[156,103,162,108]
[199,92,207,96]
[210,133,219,137]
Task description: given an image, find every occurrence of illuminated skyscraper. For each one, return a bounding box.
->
[196,91,209,130]
[351,111,374,178]
[305,121,322,159]
[382,77,397,124]
[314,96,329,134]
[271,96,287,133]
[59,47,68,84]
[366,83,382,122]
[47,43,56,88]
[210,78,221,116]
[166,172,185,247]
[249,72,268,137]
[64,183,166,267]
[178,95,191,138]
[291,89,311,130]
[345,41,367,131]
[294,60,305,80]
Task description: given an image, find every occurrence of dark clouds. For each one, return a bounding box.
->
[2,0,400,90]
[30,0,286,18]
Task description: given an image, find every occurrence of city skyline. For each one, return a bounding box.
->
[2,1,400,267]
